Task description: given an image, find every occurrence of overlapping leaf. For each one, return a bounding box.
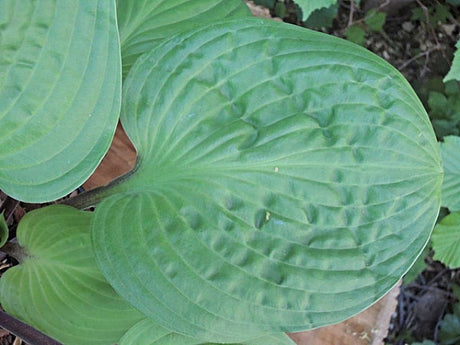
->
[92,18,442,342]
[295,0,337,21]
[0,0,121,202]
[0,205,144,345]
[445,40,460,82]
[440,136,460,210]
[117,0,251,77]
[432,212,460,268]
[119,318,295,345]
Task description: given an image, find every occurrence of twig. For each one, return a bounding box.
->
[0,311,62,345]
[377,0,391,11]
[398,44,442,71]
[415,0,441,46]
[348,0,355,27]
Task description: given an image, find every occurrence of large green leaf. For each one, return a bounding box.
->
[119,318,295,345]
[117,0,250,77]
[92,18,442,342]
[432,211,460,268]
[0,0,121,202]
[440,136,460,211]
[0,205,144,345]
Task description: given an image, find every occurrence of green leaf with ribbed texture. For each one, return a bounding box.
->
[117,0,250,77]
[295,0,337,21]
[441,136,460,211]
[432,212,460,268]
[92,18,442,342]
[119,318,295,345]
[0,205,144,345]
[0,0,121,202]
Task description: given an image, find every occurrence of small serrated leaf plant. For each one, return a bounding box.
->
[0,0,444,344]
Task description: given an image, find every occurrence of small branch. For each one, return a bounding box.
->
[0,242,27,263]
[0,311,62,345]
[398,44,442,71]
[348,0,355,27]
[61,169,137,210]
[60,185,110,210]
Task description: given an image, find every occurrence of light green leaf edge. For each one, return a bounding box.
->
[117,0,251,78]
[0,212,8,248]
[119,318,295,345]
[295,0,337,21]
[440,136,460,211]
[432,211,460,268]
[0,0,121,202]
[0,205,144,345]
[92,18,442,343]
[444,40,460,82]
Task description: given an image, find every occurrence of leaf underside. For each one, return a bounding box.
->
[0,0,121,202]
[92,18,442,342]
[0,206,144,345]
[116,0,251,78]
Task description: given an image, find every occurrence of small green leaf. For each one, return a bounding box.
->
[92,18,442,343]
[304,4,339,29]
[119,318,295,345]
[432,212,460,268]
[0,0,121,202]
[0,205,144,345]
[439,304,460,345]
[440,136,460,211]
[428,91,449,118]
[295,0,337,21]
[445,41,460,82]
[433,4,450,25]
[116,0,251,77]
[345,25,367,45]
[274,2,287,18]
[364,9,386,32]
[0,212,8,248]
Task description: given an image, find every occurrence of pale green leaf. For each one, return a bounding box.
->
[445,40,460,82]
[0,0,121,202]
[0,212,8,248]
[440,136,460,211]
[119,318,295,345]
[92,18,442,342]
[295,0,337,21]
[432,212,460,268]
[0,205,144,345]
[116,0,251,77]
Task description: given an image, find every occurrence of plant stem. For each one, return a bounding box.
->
[0,311,62,345]
[61,169,137,209]
[1,242,27,263]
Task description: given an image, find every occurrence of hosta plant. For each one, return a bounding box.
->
[0,0,443,344]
